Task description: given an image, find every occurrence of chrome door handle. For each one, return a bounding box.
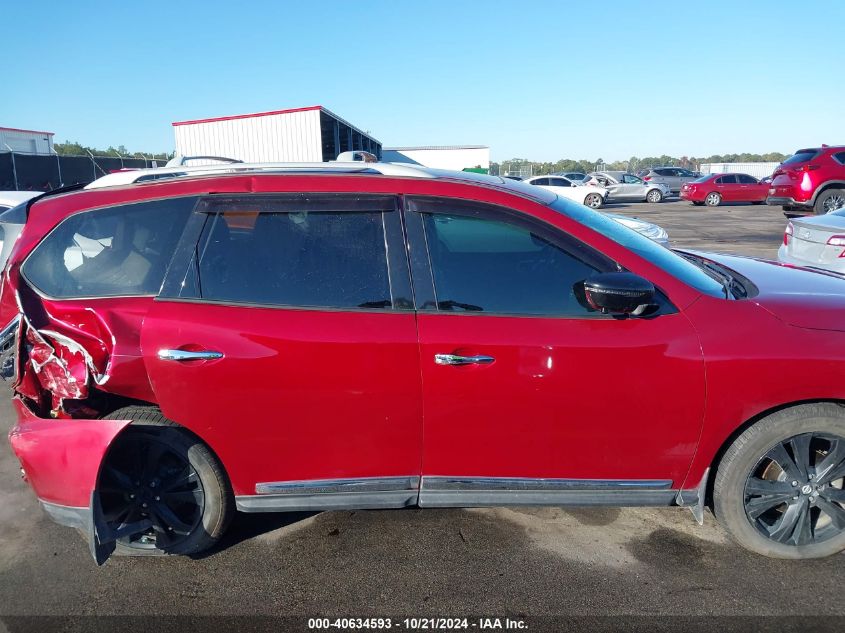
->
[434,354,495,366]
[157,349,224,361]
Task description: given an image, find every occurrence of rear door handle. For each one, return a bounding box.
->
[434,354,495,366]
[157,349,224,361]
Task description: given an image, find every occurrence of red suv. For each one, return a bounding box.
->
[5,164,845,563]
[767,146,845,216]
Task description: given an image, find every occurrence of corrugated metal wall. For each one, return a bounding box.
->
[0,129,54,155]
[700,162,780,178]
[174,109,323,162]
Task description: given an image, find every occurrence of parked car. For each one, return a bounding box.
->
[767,146,845,216]
[0,190,39,213]
[524,175,608,209]
[778,208,845,274]
[591,171,670,203]
[7,161,845,564]
[639,167,699,194]
[680,173,769,207]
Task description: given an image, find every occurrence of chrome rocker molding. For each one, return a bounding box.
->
[418,476,677,508]
[237,475,698,512]
[238,476,420,512]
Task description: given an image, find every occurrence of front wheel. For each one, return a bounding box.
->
[714,403,845,558]
[98,407,233,556]
[584,193,603,209]
[646,189,663,203]
[705,192,722,207]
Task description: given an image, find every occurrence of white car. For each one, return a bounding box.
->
[0,191,39,213]
[523,175,609,209]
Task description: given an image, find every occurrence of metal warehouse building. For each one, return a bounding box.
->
[172,106,381,163]
[0,126,55,155]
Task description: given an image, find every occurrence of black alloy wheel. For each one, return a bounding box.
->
[743,432,845,546]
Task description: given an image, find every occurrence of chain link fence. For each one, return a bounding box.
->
[0,151,167,191]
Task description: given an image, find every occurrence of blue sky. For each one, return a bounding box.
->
[3,0,843,161]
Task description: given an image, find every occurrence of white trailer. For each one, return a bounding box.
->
[172,106,381,163]
[0,126,55,155]
[381,146,490,172]
[699,162,780,179]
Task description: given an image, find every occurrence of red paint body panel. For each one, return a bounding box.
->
[140,301,423,495]
[417,311,705,483]
[8,398,130,507]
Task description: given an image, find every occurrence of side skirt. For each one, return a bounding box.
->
[237,476,697,512]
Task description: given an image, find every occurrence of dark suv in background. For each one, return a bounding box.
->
[637,167,699,194]
[767,146,845,216]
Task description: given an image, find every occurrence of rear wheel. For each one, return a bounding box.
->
[584,193,603,209]
[646,189,663,203]
[98,407,233,556]
[814,189,845,215]
[714,403,845,558]
[705,192,722,207]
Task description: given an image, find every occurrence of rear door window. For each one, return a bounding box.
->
[23,197,196,298]
[737,174,758,184]
[188,195,395,310]
[531,178,551,186]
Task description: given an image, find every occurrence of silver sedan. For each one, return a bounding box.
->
[778,209,845,274]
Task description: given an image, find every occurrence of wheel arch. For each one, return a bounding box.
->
[96,405,235,500]
[703,398,845,507]
[810,181,845,204]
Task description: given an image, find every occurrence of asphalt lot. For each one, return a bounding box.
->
[1,198,840,630]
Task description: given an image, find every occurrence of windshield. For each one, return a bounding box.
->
[548,197,726,298]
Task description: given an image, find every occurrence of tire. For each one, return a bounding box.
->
[646,189,663,203]
[714,403,845,559]
[705,192,722,207]
[752,201,765,205]
[584,193,603,209]
[813,188,845,215]
[98,406,234,557]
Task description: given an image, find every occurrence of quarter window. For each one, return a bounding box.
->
[417,203,608,316]
[191,196,393,310]
[23,197,195,298]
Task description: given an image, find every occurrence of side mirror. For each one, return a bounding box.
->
[583,272,656,315]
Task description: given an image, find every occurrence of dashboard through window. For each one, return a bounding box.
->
[413,199,613,317]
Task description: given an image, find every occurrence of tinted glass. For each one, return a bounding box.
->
[716,175,737,184]
[423,213,599,316]
[782,150,819,166]
[195,199,392,309]
[531,178,550,186]
[691,175,712,183]
[547,197,725,298]
[833,152,845,165]
[622,174,642,184]
[23,197,195,298]
[737,174,758,184]
[549,178,572,187]
[654,169,672,176]
[0,206,9,213]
